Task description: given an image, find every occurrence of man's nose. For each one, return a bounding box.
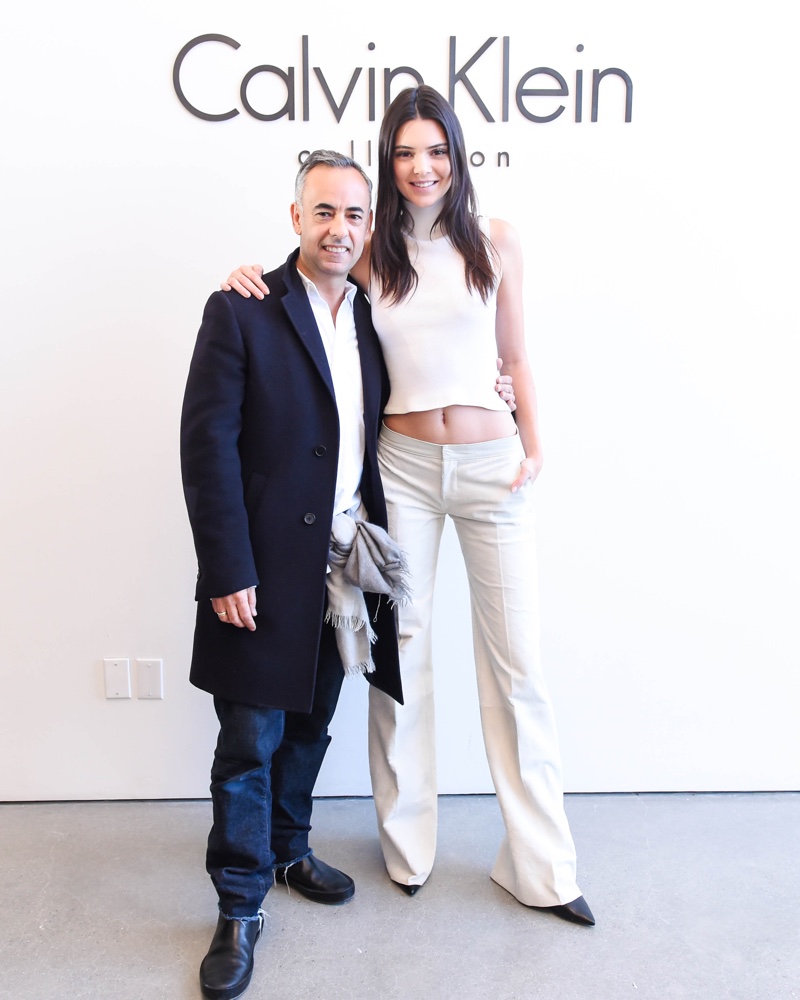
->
[328,212,347,237]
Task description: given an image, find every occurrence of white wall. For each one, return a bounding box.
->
[1,1,798,801]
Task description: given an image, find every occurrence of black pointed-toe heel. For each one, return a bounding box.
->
[392,879,421,896]
[540,895,595,926]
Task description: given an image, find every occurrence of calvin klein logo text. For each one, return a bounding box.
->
[173,35,633,125]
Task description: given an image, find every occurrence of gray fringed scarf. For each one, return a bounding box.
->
[325,506,411,676]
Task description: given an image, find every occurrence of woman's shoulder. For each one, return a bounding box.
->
[487,217,523,269]
[487,217,520,249]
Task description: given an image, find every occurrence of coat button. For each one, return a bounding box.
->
[303,513,316,524]
[314,445,326,457]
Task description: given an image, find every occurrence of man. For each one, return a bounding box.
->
[180,151,403,1000]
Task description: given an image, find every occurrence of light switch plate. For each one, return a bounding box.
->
[103,658,131,699]
[136,659,164,699]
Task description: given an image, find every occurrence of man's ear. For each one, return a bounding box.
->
[290,202,302,235]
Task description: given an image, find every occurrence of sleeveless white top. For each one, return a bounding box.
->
[369,202,507,416]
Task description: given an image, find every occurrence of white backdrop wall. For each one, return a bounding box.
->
[1,1,797,801]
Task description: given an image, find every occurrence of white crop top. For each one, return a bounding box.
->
[369,203,507,416]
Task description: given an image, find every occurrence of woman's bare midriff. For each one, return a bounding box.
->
[384,405,517,445]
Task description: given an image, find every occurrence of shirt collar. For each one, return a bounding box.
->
[296,267,358,306]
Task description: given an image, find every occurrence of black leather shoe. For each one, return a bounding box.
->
[392,879,421,896]
[275,854,355,904]
[199,912,264,1000]
[537,895,595,926]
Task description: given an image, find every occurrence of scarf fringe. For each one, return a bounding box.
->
[324,610,377,643]
[343,659,377,677]
[325,611,363,633]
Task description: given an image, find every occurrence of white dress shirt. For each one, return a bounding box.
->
[297,269,365,516]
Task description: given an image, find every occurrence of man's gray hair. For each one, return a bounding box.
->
[294,150,373,205]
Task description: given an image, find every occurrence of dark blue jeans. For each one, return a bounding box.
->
[206,621,345,918]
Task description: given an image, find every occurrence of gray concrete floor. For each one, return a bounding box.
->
[0,793,797,1000]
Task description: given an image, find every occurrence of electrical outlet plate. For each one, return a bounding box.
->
[103,658,131,699]
[136,658,164,699]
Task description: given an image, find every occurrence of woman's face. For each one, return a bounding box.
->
[392,117,452,208]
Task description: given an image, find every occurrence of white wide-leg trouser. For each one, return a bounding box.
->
[368,425,581,906]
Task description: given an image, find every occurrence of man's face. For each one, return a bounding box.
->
[291,165,372,285]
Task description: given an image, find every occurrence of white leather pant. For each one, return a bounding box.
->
[368,425,581,906]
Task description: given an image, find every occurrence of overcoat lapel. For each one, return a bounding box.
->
[280,265,336,401]
[353,291,380,425]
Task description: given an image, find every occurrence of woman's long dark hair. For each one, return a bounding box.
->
[371,85,497,305]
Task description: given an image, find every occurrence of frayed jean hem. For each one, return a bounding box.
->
[218,908,266,923]
[273,848,313,873]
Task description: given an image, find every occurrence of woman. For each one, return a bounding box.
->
[223,86,593,926]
